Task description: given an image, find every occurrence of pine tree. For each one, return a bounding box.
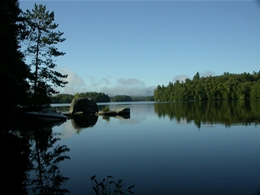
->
[22,4,68,106]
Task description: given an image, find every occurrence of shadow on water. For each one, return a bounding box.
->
[0,119,70,195]
[154,100,260,128]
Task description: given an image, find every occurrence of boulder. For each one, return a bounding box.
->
[69,98,98,114]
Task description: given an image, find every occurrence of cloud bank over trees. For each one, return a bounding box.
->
[56,68,155,96]
[172,71,216,83]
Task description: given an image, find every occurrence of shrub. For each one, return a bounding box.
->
[102,106,110,112]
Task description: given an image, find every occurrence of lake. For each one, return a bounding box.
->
[2,101,260,195]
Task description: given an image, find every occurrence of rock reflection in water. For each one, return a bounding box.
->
[71,114,98,132]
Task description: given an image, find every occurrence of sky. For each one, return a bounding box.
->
[19,0,260,96]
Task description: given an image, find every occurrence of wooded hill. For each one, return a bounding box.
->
[154,71,260,102]
[51,92,110,103]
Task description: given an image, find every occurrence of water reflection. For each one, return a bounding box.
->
[0,131,30,194]
[70,114,98,133]
[69,113,130,134]
[1,119,70,195]
[50,101,260,194]
[154,100,260,128]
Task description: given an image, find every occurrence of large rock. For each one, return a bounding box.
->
[69,98,98,114]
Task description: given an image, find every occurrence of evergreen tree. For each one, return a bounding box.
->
[0,0,30,116]
[22,4,68,106]
[153,71,260,101]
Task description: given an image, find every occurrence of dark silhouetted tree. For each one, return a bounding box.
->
[0,0,31,116]
[22,4,68,106]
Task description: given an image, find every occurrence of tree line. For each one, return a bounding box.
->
[110,95,132,102]
[154,72,260,102]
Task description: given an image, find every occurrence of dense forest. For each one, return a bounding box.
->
[110,95,132,102]
[154,72,260,102]
[131,96,154,101]
[51,94,74,103]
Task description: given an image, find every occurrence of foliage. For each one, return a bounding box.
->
[51,93,74,103]
[0,0,31,114]
[74,92,110,102]
[22,4,68,106]
[102,106,110,112]
[90,175,134,195]
[131,96,154,101]
[110,95,132,102]
[154,71,260,101]
[145,96,154,101]
[250,79,260,99]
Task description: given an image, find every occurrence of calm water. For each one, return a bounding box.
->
[51,101,260,195]
[2,101,260,195]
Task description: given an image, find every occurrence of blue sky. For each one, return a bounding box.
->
[19,0,260,96]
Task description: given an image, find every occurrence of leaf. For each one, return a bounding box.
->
[91,175,96,180]
[107,175,114,178]
[109,181,114,184]
[99,182,105,190]
[119,191,125,194]
[115,183,124,188]
[92,187,98,193]
[128,185,135,189]
[118,179,123,184]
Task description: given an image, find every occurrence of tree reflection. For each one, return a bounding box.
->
[0,131,31,194]
[29,124,70,194]
[3,119,70,194]
[154,100,260,128]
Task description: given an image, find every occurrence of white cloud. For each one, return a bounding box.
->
[201,71,216,77]
[55,67,87,94]
[85,75,111,88]
[101,78,155,96]
[173,75,189,83]
[172,71,216,83]
[54,69,155,96]
[118,78,145,87]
